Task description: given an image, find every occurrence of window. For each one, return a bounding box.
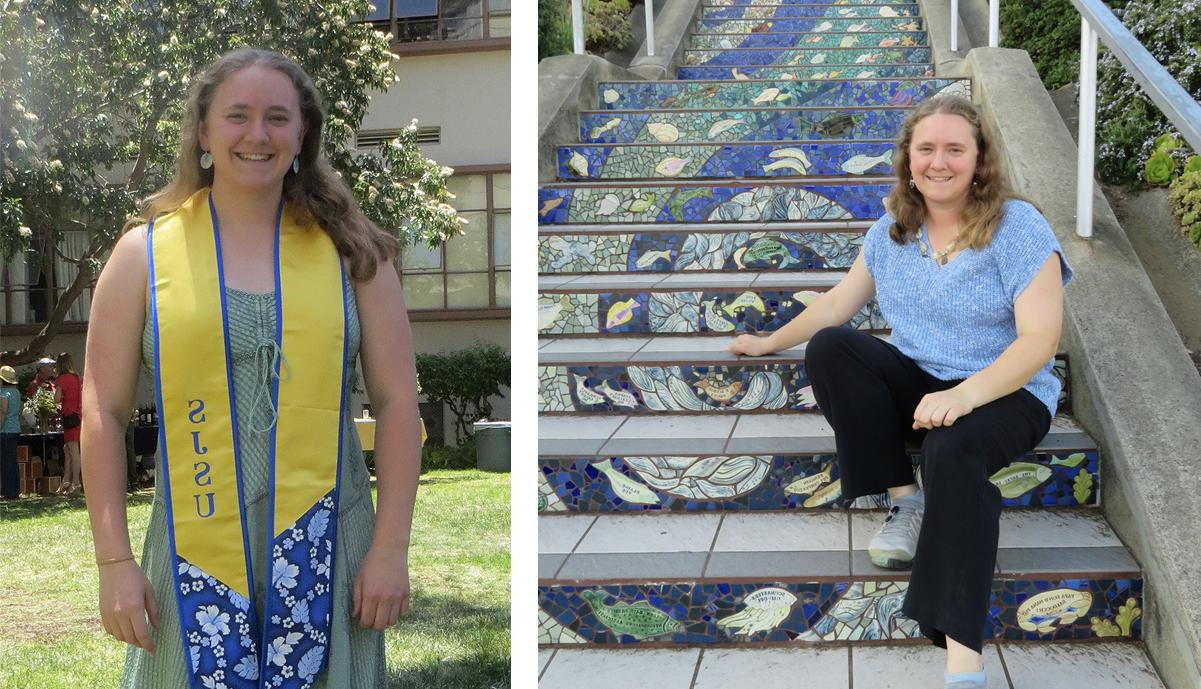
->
[358,0,510,44]
[1,230,94,327]
[400,169,509,312]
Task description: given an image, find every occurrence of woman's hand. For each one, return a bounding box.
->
[352,543,411,630]
[912,388,975,430]
[98,559,159,655]
[727,334,773,357]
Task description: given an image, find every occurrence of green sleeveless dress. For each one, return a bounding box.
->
[123,278,386,687]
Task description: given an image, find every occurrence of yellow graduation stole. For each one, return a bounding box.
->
[148,188,346,688]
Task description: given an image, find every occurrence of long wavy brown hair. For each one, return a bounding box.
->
[55,351,77,375]
[885,94,1031,249]
[123,48,397,280]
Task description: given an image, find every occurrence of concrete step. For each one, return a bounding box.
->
[695,16,924,34]
[538,224,867,273]
[538,644,1167,689]
[702,2,920,19]
[706,0,920,5]
[579,106,911,145]
[676,63,933,81]
[688,30,927,51]
[557,140,897,181]
[538,510,1139,645]
[683,46,931,67]
[596,77,967,110]
[538,179,893,225]
[537,271,886,336]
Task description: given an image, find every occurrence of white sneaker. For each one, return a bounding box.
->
[868,492,924,569]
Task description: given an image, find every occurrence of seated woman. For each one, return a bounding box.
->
[729,94,1072,689]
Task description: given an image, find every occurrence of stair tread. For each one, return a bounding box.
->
[539,220,873,234]
[541,177,892,188]
[539,645,1167,689]
[540,270,843,291]
[539,413,1095,456]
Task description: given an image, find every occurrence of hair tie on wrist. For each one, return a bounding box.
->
[97,555,136,566]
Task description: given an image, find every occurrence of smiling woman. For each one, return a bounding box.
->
[80,48,423,689]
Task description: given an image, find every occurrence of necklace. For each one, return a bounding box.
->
[918,226,961,266]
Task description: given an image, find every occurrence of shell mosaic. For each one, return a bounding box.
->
[580,108,909,145]
[537,578,1140,645]
[557,142,898,181]
[538,450,1100,511]
[683,46,930,67]
[535,290,886,335]
[597,78,968,110]
[700,5,920,20]
[538,183,888,224]
[689,30,927,51]
[538,231,863,274]
[676,63,932,81]
[696,17,924,35]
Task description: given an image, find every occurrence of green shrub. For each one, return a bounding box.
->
[415,343,510,443]
[539,0,573,61]
[1144,151,1176,186]
[1169,170,1201,248]
[421,435,478,472]
[999,0,1090,90]
[585,0,632,55]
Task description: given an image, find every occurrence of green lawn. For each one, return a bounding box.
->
[0,470,511,689]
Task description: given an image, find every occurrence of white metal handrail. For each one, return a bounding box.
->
[955,0,1201,238]
[571,0,655,57]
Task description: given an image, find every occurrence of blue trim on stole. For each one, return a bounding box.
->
[260,200,285,676]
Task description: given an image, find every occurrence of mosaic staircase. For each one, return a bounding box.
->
[537,1,1161,686]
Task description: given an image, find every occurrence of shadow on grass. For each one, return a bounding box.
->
[386,589,510,689]
[387,650,510,689]
[0,489,155,522]
[417,473,507,487]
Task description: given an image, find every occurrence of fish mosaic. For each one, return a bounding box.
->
[538,233,633,274]
[689,30,927,52]
[538,577,1140,646]
[576,108,903,145]
[683,46,930,68]
[536,450,1100,512]
[701,5,921,21]
[989,461,1054,500]
[590,459,661,505]
[595,78,968,111]
[696,17,925,36]
[710,0,913,6]
[677,64,933,81]
[538,293,599,335]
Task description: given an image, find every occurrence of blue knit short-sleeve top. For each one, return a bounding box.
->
[862,199,1073,414]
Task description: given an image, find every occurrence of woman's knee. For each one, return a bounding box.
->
[806,326,855,367]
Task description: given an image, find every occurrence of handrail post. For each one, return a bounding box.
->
[1077,15,1099,238]
[989,0,999,47]
[951,0,959,51]
[572,0,585,54]
[646,1,655,57]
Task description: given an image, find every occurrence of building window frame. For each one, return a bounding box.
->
[360,0,511,52]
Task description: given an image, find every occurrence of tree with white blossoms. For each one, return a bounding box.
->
[0,0,465,365]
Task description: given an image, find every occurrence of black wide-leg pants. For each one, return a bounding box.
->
[805,327,1051,653]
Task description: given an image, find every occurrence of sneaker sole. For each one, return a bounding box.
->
[869,552,914,569]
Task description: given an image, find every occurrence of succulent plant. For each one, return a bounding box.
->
[1185,155,1201,175]
[1153,131,1183,153]
[1168,169,1201,247]
[1144,151,1177,186]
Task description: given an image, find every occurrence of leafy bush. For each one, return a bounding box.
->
[415,344,510,443]
[585,0,632,55]
[1169,170,1201,248]
[539,0,573,61]
[999,0,1092,90]
[421,435,478,472]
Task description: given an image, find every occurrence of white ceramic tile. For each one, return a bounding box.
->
[850,511,889,550]
[538,649,555,676]
[576,513,722,553]
[657,272,757,287]
[997,511,1121,549]
[715,512,849,552]
[540,415,626,440]
[750,271,840,288]
[540,649,700,689]
[565,273,668,288]
[610,414,736,440]
[540,337,649,354]
[694,648,848,689]
[539,275,581,288]
[1003,643,1165,689]
[730,413,832,438]
[640,336,743,354]
[539,515,596,554]
[852,644,1008,689]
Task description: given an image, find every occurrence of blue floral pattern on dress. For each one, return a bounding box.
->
[175,555,259,689]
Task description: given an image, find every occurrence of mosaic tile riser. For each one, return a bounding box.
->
[539,231,861,273]
[596,78,967,111]
[538,578,1141,645]
[557,141,898,181]
[537,290,886,335]
[701,5,921,20]
[538,451,1100,511]
[538,183,891,224]
[696,17,925,34]
[684,46,931,67]
[688,31,927,51]
[709,0,915,6]
[676,64,933,81]
[579,108,909,145]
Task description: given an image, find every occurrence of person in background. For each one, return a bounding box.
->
[26,357,57,400]
[54,352,84,496]
[0,365,21,499]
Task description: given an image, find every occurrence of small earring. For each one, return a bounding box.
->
[972,179,979,187]
[292,156,300,173]
[200,151,213,170]
[908,179,916,189]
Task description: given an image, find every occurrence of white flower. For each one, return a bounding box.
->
[268,632,304,666]
[22,112,37,122]
[18,226,31,238]
[272,558,299,590]
[157,70,169,80]
[440,166,454,177]
[196,606,231,637]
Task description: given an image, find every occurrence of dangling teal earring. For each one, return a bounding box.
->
[200,151,213,169]
[292,156,300,174]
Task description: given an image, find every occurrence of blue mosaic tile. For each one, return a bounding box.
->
[695,17,924,34]
[711,0,918,6]
[538,449,1099,511]
[597,78,968,110]
[701,4,920,20]
[580,108,909,145]
[537,183,892,224]
[689,30,928,51]
[676,63,932,80]
[557,142,897,180]
[685,46,930,68]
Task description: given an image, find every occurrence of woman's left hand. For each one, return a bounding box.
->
[912,388,975,430]
[352,543,411,630]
